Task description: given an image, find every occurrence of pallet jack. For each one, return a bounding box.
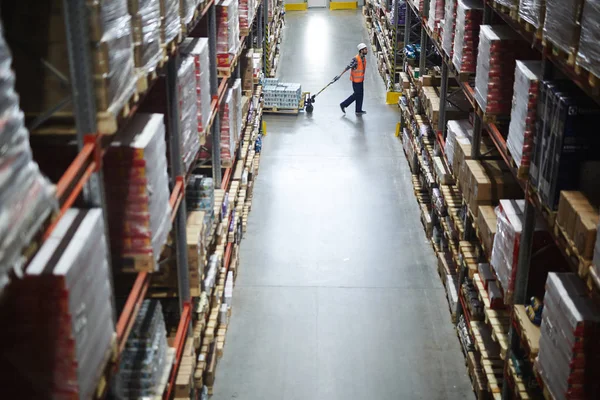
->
[303,72,345,113]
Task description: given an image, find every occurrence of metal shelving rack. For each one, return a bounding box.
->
[396,1,600,399]
[2,0,274,398]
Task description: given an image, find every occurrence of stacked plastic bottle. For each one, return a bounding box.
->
[543,0,583,55]
[474,25,533,115]
[181,38,212,139]
[452,0,484,75]
[507,61,542,172]
[428,0,446,33]
[220,89,236,166]
[181,0,201,27]
[178,56,201,171]
[389,0,407,25]
[0,21,56,290]
[160,0,182,45]
[517,0,545,29]
[128,0,162,75]
[537,273,600,400]
[119,300,170,398]
[104,113,172,269]
[445,119,473,174]
[0,209,115,399]
[239,0,256,34]
[217,0,240,67]
[441,0,457,58]
[576,0,600,81]
[187,175,216,231]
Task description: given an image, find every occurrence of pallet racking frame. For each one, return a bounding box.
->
[2,0,284,397]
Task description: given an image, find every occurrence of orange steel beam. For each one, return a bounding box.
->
[164,302,192,400]
[169,176,185,224]
[116,272,150,355]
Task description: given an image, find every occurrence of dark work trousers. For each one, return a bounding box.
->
[341,81,364,112]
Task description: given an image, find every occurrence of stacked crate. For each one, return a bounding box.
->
[474,25,535,115]
[104,113,172,270]
[181,38,212,139]
[129,0,163,85]
[452,0,484,75]
[543,0,584,59]
[160,0,182,45]
[220,89,236,166]
[518,0,546,31]
[537,273,600,400]
[178,56,201,171]
[507,60,542,176]
[1,209,115,399]
[556,192,599,261]
[428,0,446,35]
[445,119,473,174]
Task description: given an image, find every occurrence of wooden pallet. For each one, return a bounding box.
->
[517,16,543,40]
[118,253,156,272]
[574,61,600,89]
[93,334,118,399]
[491,0,518,20]
[542,38,576,67]
[513,305,540,361]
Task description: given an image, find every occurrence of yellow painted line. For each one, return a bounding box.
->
[330,1,358,10]
[285,3,308,11]
[386,91,401,105]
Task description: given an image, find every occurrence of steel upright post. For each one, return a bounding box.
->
[438,62,448,137]
[166,53,191,307]
[419,27,427,74]
[208,4,222,188]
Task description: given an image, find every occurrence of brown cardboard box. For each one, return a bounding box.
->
[574,211,599,260]
[477,205,498,254]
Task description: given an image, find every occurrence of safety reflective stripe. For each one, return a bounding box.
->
[350,55,366,82]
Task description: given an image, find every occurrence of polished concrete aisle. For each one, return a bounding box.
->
[213,9,474,400]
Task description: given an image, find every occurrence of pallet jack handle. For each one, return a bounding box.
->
[305,69,348,113]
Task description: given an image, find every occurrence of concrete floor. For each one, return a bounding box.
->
[213,9,474,400]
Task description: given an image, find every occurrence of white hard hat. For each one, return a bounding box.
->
[358,43,367,51]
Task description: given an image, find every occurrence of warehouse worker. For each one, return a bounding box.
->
[338,43,368,115]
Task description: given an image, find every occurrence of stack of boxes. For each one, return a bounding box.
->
[576,0,600,92]
[518,0,546,30]
[529,81,600,211]
[1,209,115,399]
[445,119,473,174]
[104,113,172,270]
[217,0,240,68]
[452,0,484,75]
[428,0,446,34]
[178,56,201,171]
[119,300,170,398]
[239,0,256,34]
[263,78,302,109]
[232,79,243,147]
[128,0,163,77]
[160,0,182,45]
[507,60,542,175]
[543,0,584,57]
[442,0,457,58]
[181,38,212,139]
[0,22,56,289]
[537,273,600,400]
[181,0,200,28]
[220,90,236,166]
[556,192,599,261]
[474,25,535,115]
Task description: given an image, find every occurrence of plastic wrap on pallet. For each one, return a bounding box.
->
[263,78,302,109]
[104,113,172,266]
[220,89,235,166]
[93,0,130,32]
[181,38,211,137]
[442,0,457,58]
[445,119,473,173]
[518,0,545,28]
[529,81,600,210]
[1,209,114,399]
[160,0,181,44]
[129,0,162,73]
[181,0,200,26]
[178,56,201,171]
[118,300,170,398]
[576,0,600,81]
[217,0,240,66]
[495,0,518,9]
[452,0,484,75]
[239,0,256,33]
[543,0,584,55]
[538,273,600,400]
[428,0,446,32]
[0,22,56,291]
[490,200,524,299]
[507,60,542,170]
[474,25,535,115]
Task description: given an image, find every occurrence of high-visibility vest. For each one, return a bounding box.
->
[350,54,366,83]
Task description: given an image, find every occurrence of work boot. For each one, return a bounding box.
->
[340,104,346,114]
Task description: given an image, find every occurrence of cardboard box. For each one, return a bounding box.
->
[477,205,497,254]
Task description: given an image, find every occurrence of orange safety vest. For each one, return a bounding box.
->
[350,54,366,83]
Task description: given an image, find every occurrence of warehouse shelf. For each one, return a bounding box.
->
[164,302,192,400]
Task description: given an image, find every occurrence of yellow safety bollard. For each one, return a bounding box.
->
[395,122,401,137]
[262,120,267,136]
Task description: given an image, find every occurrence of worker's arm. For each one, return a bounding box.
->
[335,58,357,81]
